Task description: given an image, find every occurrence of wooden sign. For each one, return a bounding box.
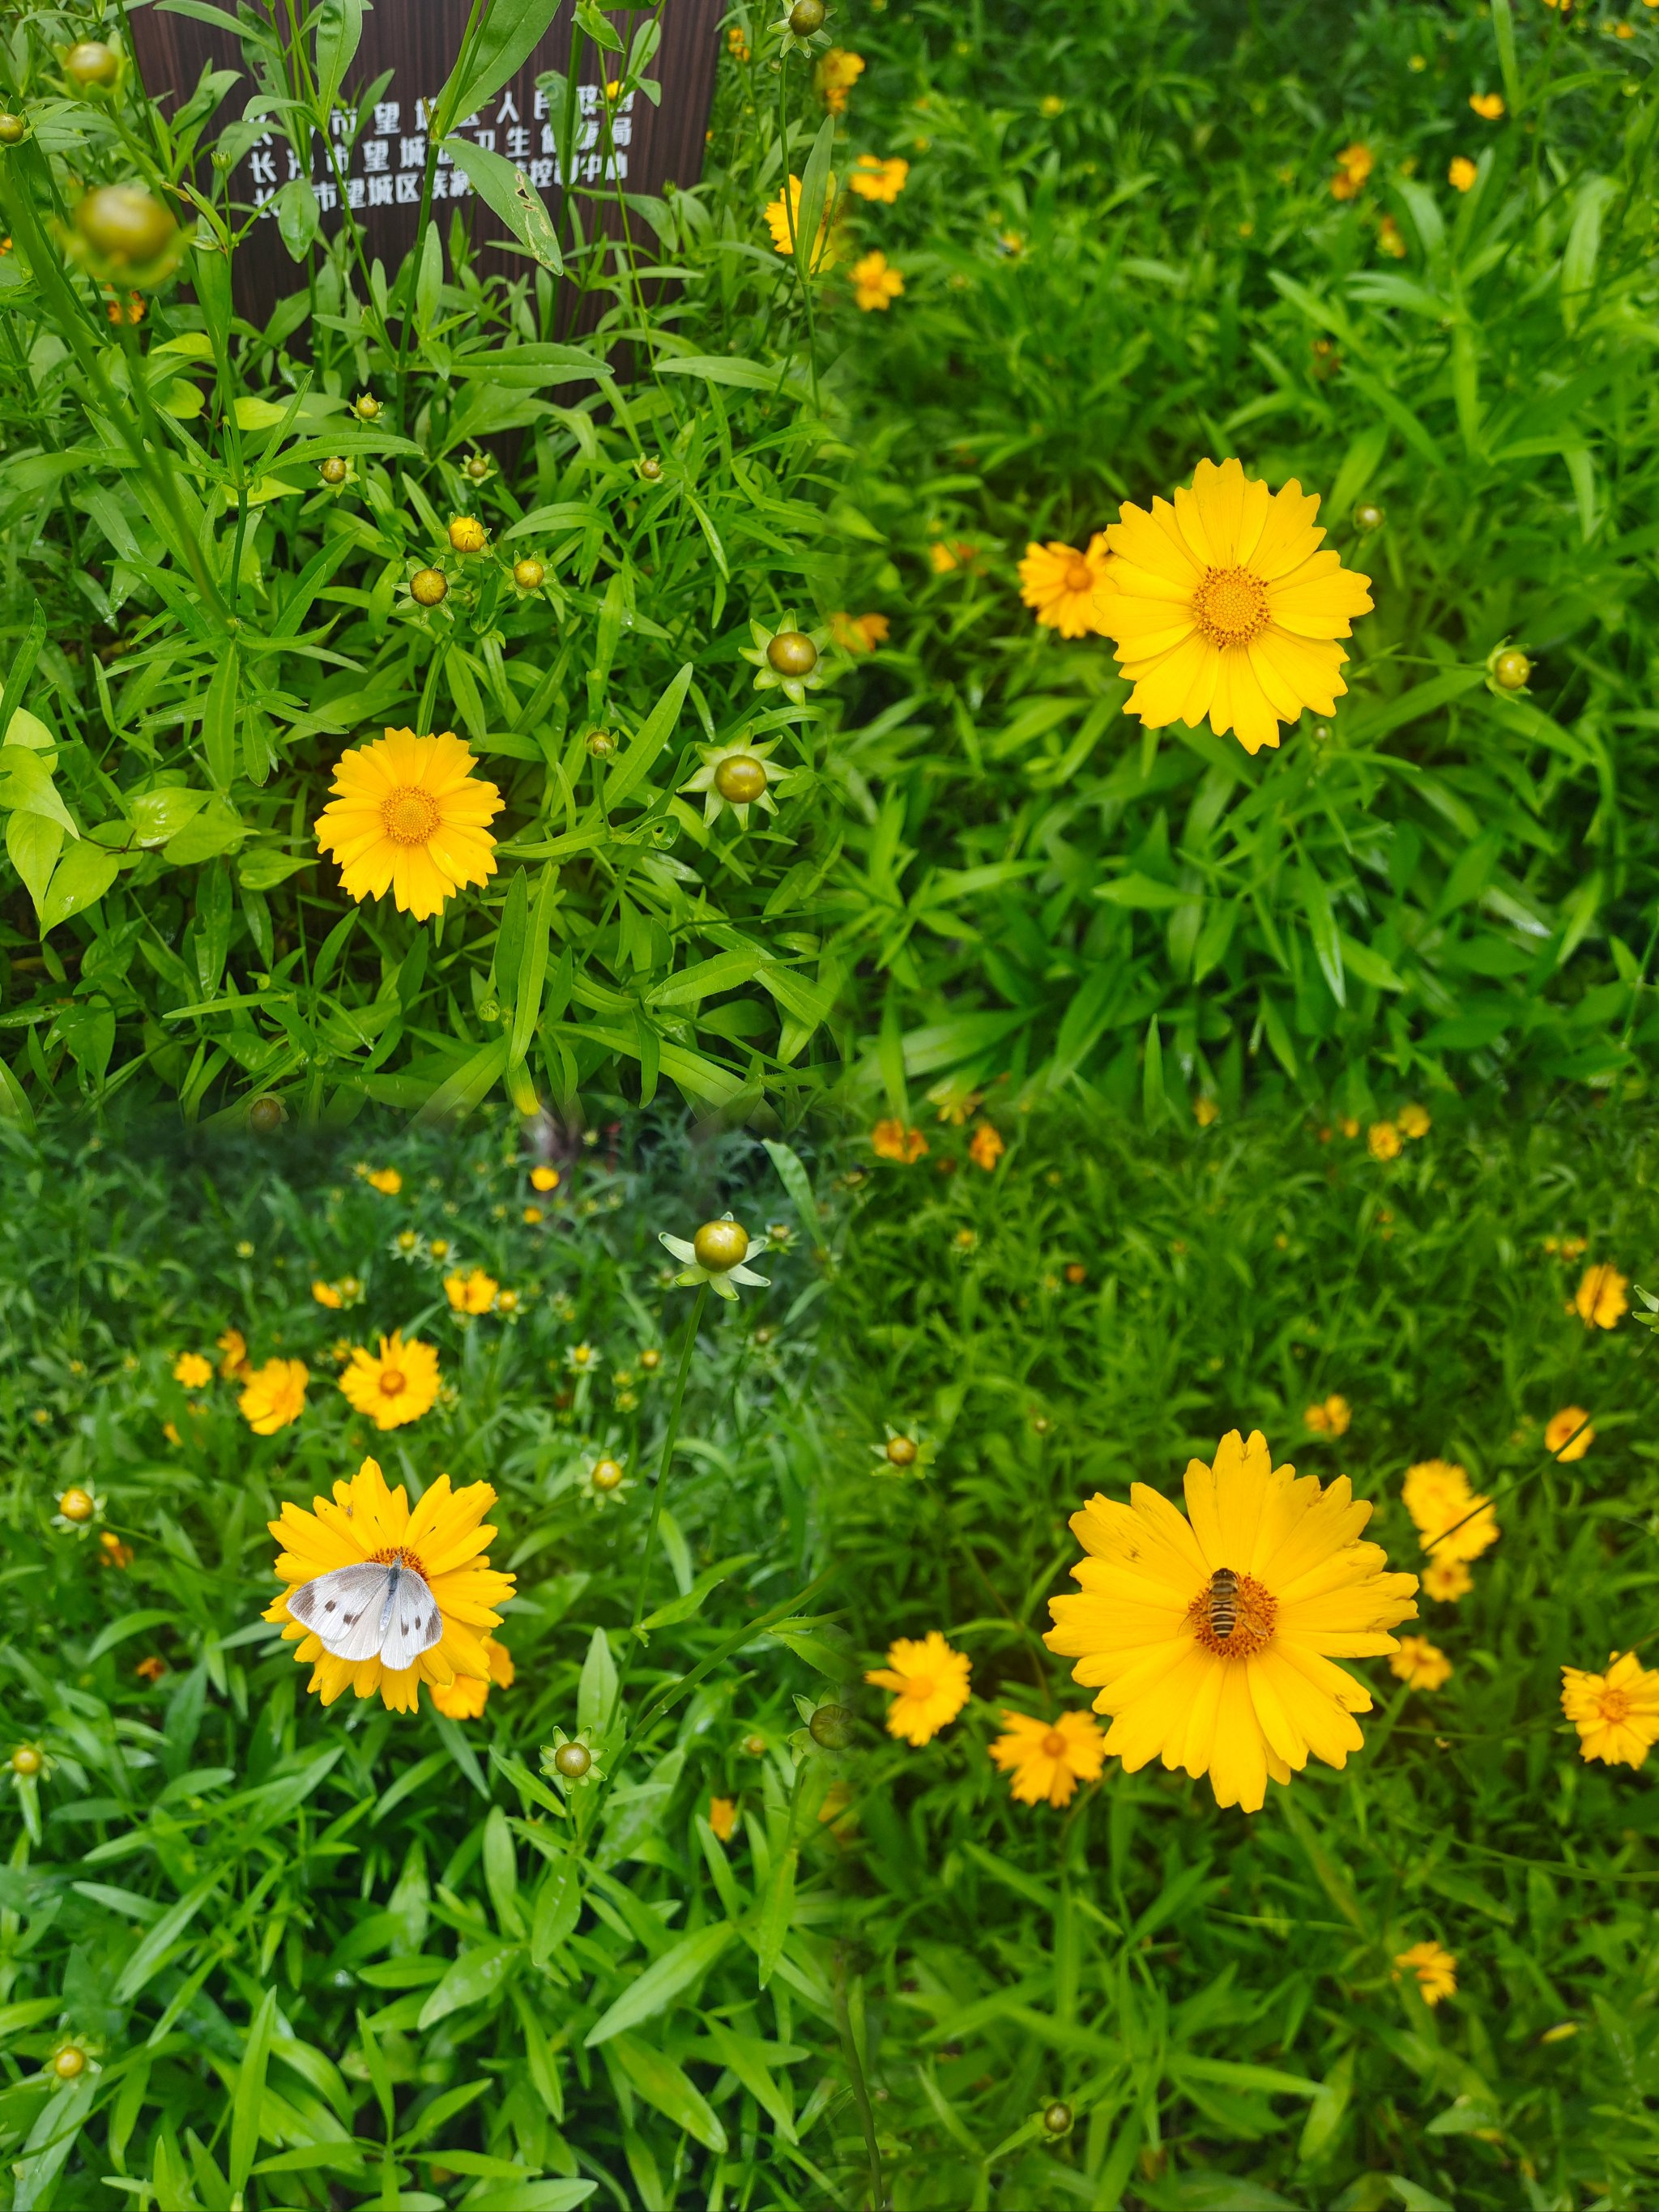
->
[129,0,724,317]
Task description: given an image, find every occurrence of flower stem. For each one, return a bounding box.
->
[629,1281,707,1635]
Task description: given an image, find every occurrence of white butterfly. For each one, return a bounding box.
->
[288,1561,444,1669]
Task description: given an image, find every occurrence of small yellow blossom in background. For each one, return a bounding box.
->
[530,1166,560,1191]
[99,1531,134,1569]
[1576,1263,1628,1329]
[173,1352,212,1388]
[1469,92,1505,120]
[445,1268,500,1315]
[987,1709,1107,1806]
[928,538,976,573]
[367,1167,403,1196]
[708,1796,739,1842]
[339,1332,441,1432]
[239,1357,309,1436]
[522,1206,544,1225]
[1039,93,1064,117]
[726,24,748,58]
[1377,214,1407,258]
[312,1280,343,1309]
[832,611,891,654]
[1304,1394,1351,1436]
[849,153,908,202]
[1560,1652,1659,1767]
[1193,1097,1219,1127]
[852,249,904,309]
[134,1655,166,1683]
[1448,156,1478,192]
[1046,1430,1418,1813]
[1017,535,1115,640]
[967,1123,1005,1172]
[1398,1102,1431,1139]
[1368,1120,1401,1161]
[1394,1941,1457,2005]
[866,1630,972,1745]
[764,174,840,271]
[1403,1459,1499,1562]
[163,1420,182,1447]
[1546,1407,1594,1461]
[267,1456,513,1715]
[1100,457,1374,757]
[1422,1556,1473,1604]
[817,46,864,112]
[314,731,502,924]
[1390,1635,1452,1691]
[1329,143,1373,200]
[218,1328,251,1380]
[430,1635,514,1720]
[872,1118,929,1162]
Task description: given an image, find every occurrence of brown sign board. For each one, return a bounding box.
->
[129,0,724,319]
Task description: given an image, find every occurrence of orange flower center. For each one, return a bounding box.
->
[1064,557,1094,591]
[378,1370,406,1396]
[371,1544,428,1576]
[1597,1687,1632,1726]
[382,786,441,845]
[1192,565,1271,648]
[1187,1568,1278,1657]
[1040,1728,1068,1758]
[903,1674,936,1701]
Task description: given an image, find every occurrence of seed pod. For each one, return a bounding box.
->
[463,453,492,483]
[808,1703,854,1749]
[410,568,448,607]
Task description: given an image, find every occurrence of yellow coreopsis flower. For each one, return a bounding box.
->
[339,1332,441,1431]
[1100,458,1374,757]
[1421,1556,1472,1604]
[530,1165,561,1192]
[430,1634,514,1719]
[266,1456,513,1715]
[987,1709,1107,1807]
[1045,1430,1418,1813]
[239,1357,309,1436]
[852,249,904,309]
[1545,1407,1594,1462]
[312,1280,344,1309]
[1561,1651,1659,1767]
[871,1118,928,1162]
[849,153,909,202]
[1469,92,1505,120]
[765,175,839,271]
[967,1122,1004,1172]
[817,46,864,112]
[1377,214,1407,258]
[1303,1394,1352,1436]
[366,1166,403,1196]
[218,1328,251,1380]
[1576,1263,1628,1329]
[445,1268,499,1315]
[1368,1120,1402,1161]
[1402,1459,1499,1563]
[1398,1102,1431,1139]
[1018,535,1115,640]
[314,729,502,924]
[1329,143,1373,200]
[173,1352,212,1388]
[708,1795,739,1841]
[1394,1941,1457,2005]
[1448,156,1478,192]
[832,611,891,654]
[1388,1635,1452,1691]
[866,1631,971,1745]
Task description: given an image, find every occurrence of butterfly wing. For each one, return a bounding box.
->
[377,1566,444,1673]
[288,1562,393,1662]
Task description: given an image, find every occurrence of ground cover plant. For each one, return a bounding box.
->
[830,1096,1659,2210]
[0,1110,856,2209]
[825,0,1659,1119]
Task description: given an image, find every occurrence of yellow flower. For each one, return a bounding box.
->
[217,1328,251,1380]
[339,1332,441,1431]
[849,153,908,202]
[1389,1635,1452,1691]
[1398,1102,1431,1139]
[709,1795,739,1842]
[445,1268,499,1315]
[832,611,891,654]
[530,1165,561,1191]
[967,1122,1005,1172]
[1040,93,1064,117]
[1469,92,1505,120]
[367,1167,403,1196]
[872,1118,928,1162]
[239,1357,309,1436]
[430,1634,514,1719]
[1561,1651,1659,1767]
[1100,457,1374,757]
[1017,535,1115,640]
[1545,1406,1594,1462]
[1448,156,1478,192]
[817,46,865,111]
[765,175,839,270]
[1377,213,1407,258]
[852,249,904,309]
[314,729,502,924]
[1303,1394,1352,1437]
[865,1630,972,1745]
[1576,1263,1628,1329]
[522,1205,544,1225]
[266,1456,513,1715]
[929,538,976,574]
[987,1709,1107,1806]
[1045,1430,1418,1813]
[312,1280,343,1309]
[1193,1097,1220,1127]
[173,1352,212,1388]
[1336,142,1374,183]
[163,1420,181,1447]
[1402,1459,1499,1562]
[1368,1120,1401,1161]
[1394,1941,1457,2005]
[1422,1557,1472,1604]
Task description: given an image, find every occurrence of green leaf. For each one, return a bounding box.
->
[608,2033,728,2153]
[1142,1014,1165,1129]
[114,1872,220,2002]
[41,841,121,934]
[1296,863,1345,1007]
[0,746,76,835]
[449,0,567,126]
[6,812,62,916]
[655,356,783,391]
[229,1988,278,2195]
[1490,0,1522,117]
[757,1845,797,1991]
[795,115,838,284]
[578,1626,618,1740]
[201,649,241,792]
[0,602,45,751]
[442,138,564,275]
[529,1852,582,1969]
[416,1941,521,2029]
[763,1140,821,1241]
[606,662,694,808]
[584,1922,734,2046]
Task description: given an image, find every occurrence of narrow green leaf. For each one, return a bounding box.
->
[229,1988,278,2194]
[585,1923,734,2047]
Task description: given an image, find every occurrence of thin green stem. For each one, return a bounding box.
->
[629,1281,707,1635]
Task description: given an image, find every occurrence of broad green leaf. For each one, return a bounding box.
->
[6,812,62,915]
[416,1941,521,2029]
[41,840,121,934]
[606,662,693,808]
[584,1922,733,2046]
[577,1626,618,1740]
[442,138,564,275]
[608,2033,728,2153]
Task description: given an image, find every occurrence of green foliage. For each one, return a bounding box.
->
[830,1097,1659,2210]
[829,0,1659,1113]
[0,1111,855,2207]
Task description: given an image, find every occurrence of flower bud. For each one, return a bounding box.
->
[714,754,768,804]
[319,456,348,486]
[591,1457,625,1491]
[66,40,120,87]
[766,630,818,678]
[1493,648,1531,691]
[1354,501,1383,531]
[885,1434,918,1467]
[1042,2101,1073,2136]
[448,516,487,554]
[410,568,448,607]
[58,1487,96,1523]
[353,393,381,420]
[514,556,545,590]
[742,1732,768,1755]
[0,114,27,145]
[693,1219,749,1272]
[789,0,827,31]
[248,1095,287,1134]
[637,454,663,481]
[552,1741,591,1778]
[10,1745,42,1775]
[74,185,177,268]
[808,1703,853,1749]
